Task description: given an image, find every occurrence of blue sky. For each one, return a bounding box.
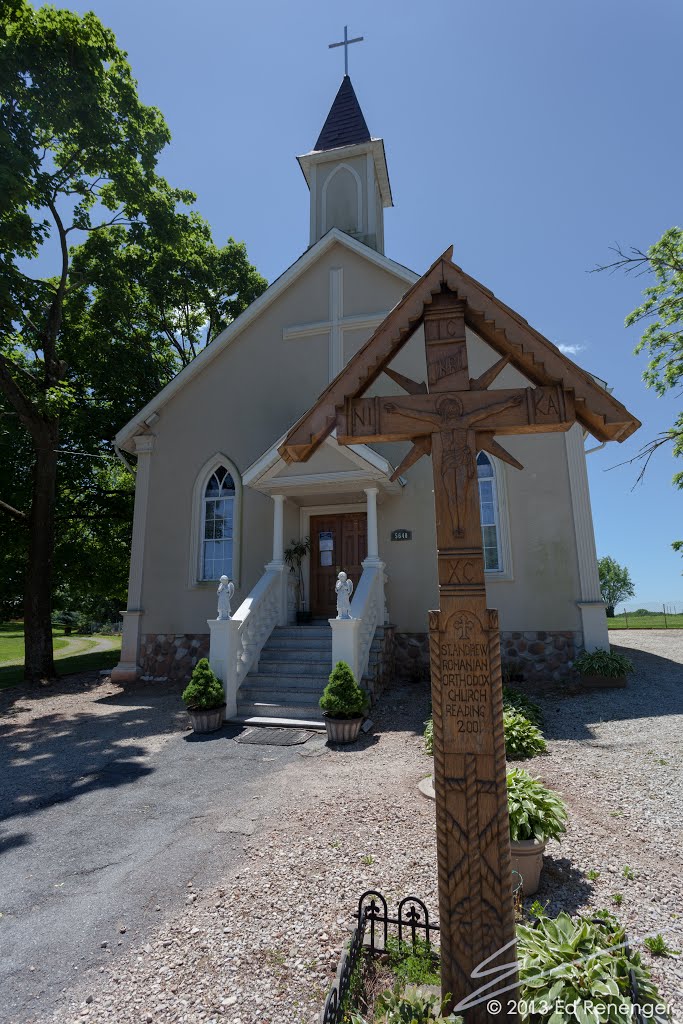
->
[62,0,682,607]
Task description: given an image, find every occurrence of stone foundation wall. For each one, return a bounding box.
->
[139,633,209,683]
[501,630,581,685]
[393,629,583,686]
[363,625,396,702]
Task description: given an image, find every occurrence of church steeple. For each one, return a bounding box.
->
[297,76,393,253]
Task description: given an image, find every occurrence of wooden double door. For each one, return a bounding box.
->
[310,512,367,619]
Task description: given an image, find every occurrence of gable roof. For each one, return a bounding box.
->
[314,76,371,151]
[114,229,418,452]
[279,247,641,463]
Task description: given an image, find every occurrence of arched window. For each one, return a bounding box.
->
[477,452,502,572]
[201,466,235,580]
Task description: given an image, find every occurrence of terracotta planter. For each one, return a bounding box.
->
[187,703,226,733]
[580,673,627,689]
[323,714,364,744]
[510,838,546,895]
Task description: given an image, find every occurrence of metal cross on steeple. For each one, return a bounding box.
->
[328,25,364,76]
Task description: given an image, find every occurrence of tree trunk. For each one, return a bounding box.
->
[606,605,615,618]
[23,423,59,682]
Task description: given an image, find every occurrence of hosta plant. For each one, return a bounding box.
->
[503,686,544,728]
[423,716,434,755]
[319,661,368,719]
[574,649,634,678]
[350,985,463,1023]
[504,710,547,760]
[517,909,668,1023]
[181,659,224,710]
[507,768,568,843]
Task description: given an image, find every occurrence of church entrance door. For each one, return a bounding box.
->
[310,512,367,619]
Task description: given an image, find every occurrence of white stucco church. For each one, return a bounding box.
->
[111,74,638,722]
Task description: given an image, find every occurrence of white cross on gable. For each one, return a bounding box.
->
[283,267,390,381]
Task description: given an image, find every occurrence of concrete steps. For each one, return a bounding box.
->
[233,623,388,730]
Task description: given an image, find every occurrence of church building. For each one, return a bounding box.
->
[111,75,638,722]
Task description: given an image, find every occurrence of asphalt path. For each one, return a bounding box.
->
[0,681,316,1023]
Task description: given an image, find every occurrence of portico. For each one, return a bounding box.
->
[244,433,399,616]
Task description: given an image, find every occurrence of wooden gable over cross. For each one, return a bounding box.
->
[279,246,639,466]
[280,248,639,1020]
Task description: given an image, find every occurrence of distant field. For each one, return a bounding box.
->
[0,622,121,688]
[608,613,683,630]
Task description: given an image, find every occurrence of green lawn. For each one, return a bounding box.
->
[0,622,121,688]
[607,613,683,630]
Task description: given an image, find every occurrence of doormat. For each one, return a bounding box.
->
[235,727,314,746]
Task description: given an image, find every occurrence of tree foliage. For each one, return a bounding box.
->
[598,555,635,615]
[597,227,683,555]
[0,2,266,677]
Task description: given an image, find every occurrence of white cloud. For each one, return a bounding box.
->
[557,342,586,356]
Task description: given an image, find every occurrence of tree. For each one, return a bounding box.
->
[596,227,683,556]
[0,4,266,679]
[598,556,636,617]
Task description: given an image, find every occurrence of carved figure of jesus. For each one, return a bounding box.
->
[335,571,354,619]
[385,392,523,536]
[217,575,235,620]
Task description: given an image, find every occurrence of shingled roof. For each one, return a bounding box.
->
[314,75,371,151]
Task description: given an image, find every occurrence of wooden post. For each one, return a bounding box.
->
[424,294,516,1021]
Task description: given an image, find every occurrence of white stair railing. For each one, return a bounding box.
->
[329,562,385,683]
[208,563,287,718]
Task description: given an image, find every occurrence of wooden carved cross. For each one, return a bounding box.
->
[280,255,639,1022]
[341,294,575,1021]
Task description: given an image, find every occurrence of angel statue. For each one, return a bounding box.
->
[217,575,235,620]
[335,571,354,620]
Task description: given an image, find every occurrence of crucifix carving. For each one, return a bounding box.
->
[279,248,639,1021]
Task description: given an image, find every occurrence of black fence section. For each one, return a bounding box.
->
[320,890,438,1024]
[321,896,649,1024]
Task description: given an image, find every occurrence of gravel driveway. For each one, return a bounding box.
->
[3,631,682,1024]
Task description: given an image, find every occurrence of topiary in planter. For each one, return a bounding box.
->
[320,661,368,744]
[182,658,225,710]
[320,661,369,719]
[504,709,547,760]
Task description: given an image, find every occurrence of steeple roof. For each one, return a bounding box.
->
[314,75,371,151]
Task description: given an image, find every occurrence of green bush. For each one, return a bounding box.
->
[385,936,440,987]
[504,709,547,760]
[507,767,568,843]
[574,648,634,678]
[423,716,434,755]
[503,686,543,727]
[319,661,368,718]
[181,658,224,710]
[517,909,667,1022]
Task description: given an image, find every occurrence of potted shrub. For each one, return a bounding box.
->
[574,648,634,689]
[319,661,368,744]
[284,537,312,623]
[504,709,547,760]
[181,658,226,733]
[507,767,568,895]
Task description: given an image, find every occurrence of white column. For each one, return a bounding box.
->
[363,486,381,566]
[271,494,285,565]
[564,425,609,652]
[112,434,155,683]
[264,493,288,625]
